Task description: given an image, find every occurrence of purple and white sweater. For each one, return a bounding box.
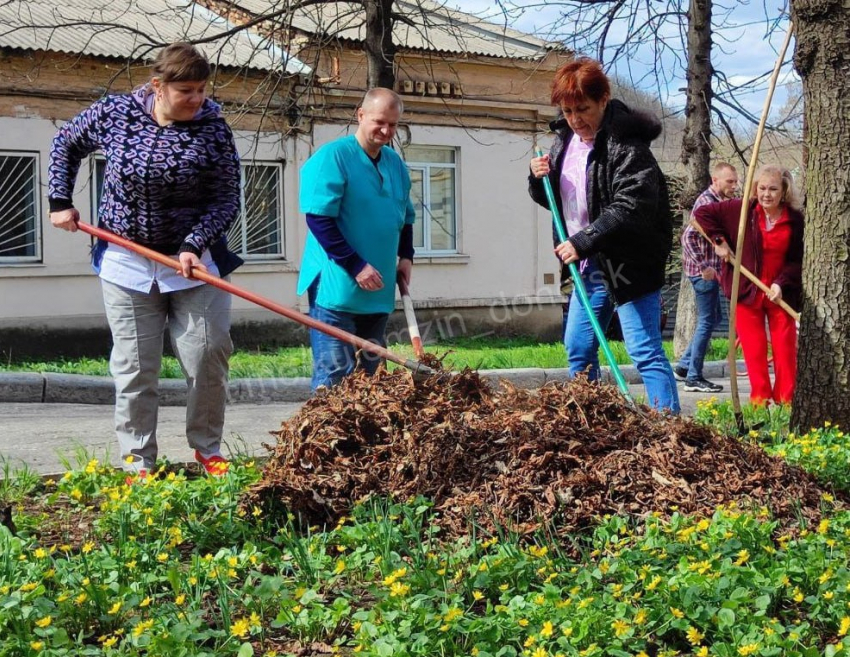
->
[48,86,243,276]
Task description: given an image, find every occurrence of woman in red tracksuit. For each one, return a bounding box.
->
[693,165,803,405]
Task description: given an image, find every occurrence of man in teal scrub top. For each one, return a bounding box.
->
[297,87,416,390]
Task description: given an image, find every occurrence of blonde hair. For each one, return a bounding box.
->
[751,165,801,211]
[151,43,211,83]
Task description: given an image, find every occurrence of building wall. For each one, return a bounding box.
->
[0,48,565,358]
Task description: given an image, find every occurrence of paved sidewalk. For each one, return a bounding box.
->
[0,372,748,476]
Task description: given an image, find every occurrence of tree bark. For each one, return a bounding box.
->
[790,0,850,428]
[364,0,397,89]
[674,0,713,358]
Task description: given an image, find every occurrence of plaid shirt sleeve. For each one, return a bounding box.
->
[682,189,723,275]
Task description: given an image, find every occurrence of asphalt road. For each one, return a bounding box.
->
[0,376,748,476]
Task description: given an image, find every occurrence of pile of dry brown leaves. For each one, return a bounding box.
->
[247,368,841,537]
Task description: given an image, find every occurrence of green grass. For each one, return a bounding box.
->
[0,337,738,379]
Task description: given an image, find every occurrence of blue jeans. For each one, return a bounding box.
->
[677,276,722,381]
[564,266,679,413]
[618,291,680,413]
[564,262,615,381]
[308,281,389,391]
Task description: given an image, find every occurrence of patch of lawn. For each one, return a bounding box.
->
[0,337,737,378]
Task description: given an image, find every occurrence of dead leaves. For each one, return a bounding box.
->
[247,368,842,538]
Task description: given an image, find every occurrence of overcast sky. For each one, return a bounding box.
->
[448,0,797,126]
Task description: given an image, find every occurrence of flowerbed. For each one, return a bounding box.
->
[1,395,850,655]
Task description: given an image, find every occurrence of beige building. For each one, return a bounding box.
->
[0,0,570,359]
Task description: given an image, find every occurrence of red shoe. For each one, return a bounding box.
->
[125,469,148,486]
[195,451,230,476]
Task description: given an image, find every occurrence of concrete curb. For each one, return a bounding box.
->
[0,360,745,405]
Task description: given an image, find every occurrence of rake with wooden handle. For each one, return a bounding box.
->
[76,221,437,378]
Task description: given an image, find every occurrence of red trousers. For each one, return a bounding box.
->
[736,298,797,404]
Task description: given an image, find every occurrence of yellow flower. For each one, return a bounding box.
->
[75,592,88,605]
[175,594,185,606]
[562,626,573,637]
[518,618,529,627]
[444,607,463,623]
[540,620,554,638]
[334,560,346,575]
[132,619,154,637]
[156,553,169,563]
[696,648,709,657]
[34,548,47,559]
[231,618,251,638]
[670,607,684,619]
[528,545,548,558]
[532,648,548,657]
[108,601,122,615]
[35,616,52,628]
[524,635,537,648]
[102,635,119,648]
[472,590,484,601]
[686,626,705,645]
[250,612,262,628]
[20,582,37,592]
[140,596,152,607]
[634,609,648,625]
[839,616,850,637]
[30,641,44,651]
[611,618,630,637]
[82,541,95,554]
[390,581,410,597]
[646,575,662,591]
[734,549,749,566]
[738,643,759,656]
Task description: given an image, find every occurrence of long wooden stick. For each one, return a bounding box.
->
[690,220,800,322]
[727,23,795,417]
[76,222,435,377]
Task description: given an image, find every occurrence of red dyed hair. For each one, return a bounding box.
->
[550,57,611,107]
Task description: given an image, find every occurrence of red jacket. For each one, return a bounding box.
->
[693,198,804,311]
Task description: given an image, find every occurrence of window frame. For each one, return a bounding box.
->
[404,146,459,255]
[233,160,286,262]
[0,150,42,264]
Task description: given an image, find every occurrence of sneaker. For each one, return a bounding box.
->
[684,378,724,393]
[195,450,230,476]
[125,469,148,486]
[673,366,688,382]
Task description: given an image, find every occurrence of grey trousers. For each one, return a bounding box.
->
[101,279,233,471]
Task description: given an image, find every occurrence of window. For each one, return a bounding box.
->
[0,152,40,263]
[92,158,285,260]
[229,162,284,260]
[403,146,457,253]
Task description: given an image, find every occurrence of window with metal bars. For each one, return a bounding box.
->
[91,158,284,260]
[0,152,41,263]
[403,145,458,254]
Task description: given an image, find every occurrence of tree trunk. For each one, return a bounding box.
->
[364,0,396,89]
[790,0,850,428]
[674,0,713,359]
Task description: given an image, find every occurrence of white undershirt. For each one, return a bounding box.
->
[99,244,219,293]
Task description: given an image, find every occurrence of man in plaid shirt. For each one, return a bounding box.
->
[674,162,739,392]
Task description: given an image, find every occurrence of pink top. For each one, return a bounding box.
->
[559,134,593,239]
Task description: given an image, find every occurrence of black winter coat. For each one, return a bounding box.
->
[528,99,674,305]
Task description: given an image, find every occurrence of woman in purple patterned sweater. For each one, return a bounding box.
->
[48,43,242,479]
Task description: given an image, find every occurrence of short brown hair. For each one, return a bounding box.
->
[550,57,611,107]
[152,43,211,83]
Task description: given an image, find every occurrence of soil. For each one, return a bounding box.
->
[248,366,844,538]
